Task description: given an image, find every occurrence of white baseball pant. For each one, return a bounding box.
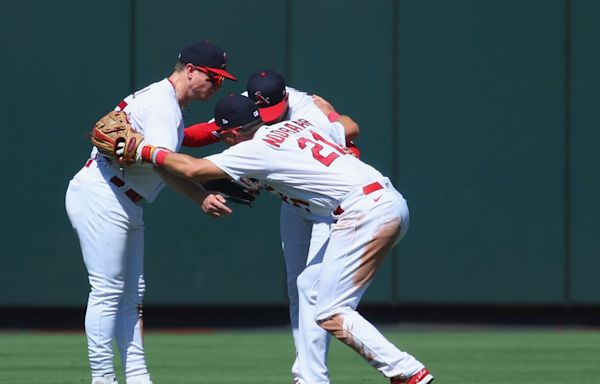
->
[65,159,149,379]
[313,178,425,379]
[280,203,332,383]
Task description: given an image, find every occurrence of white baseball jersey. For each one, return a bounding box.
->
[205,118,383,217]
[91,78,184,202]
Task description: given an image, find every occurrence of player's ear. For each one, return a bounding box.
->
[185,63,195,79]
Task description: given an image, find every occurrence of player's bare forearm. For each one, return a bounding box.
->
[337,115,359,141]
[154,159,232,218]
[162,152,227,184]
[138,145,227,182]
[154,166,208,203]
[312,95,359,141]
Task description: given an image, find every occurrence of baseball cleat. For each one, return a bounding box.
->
[390,367,434,384]
[126,373,154,384]
[91,374,118,384]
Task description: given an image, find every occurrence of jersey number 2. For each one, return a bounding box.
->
[297,130,345,167]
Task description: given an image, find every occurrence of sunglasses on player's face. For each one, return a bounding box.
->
[193,66,225,87]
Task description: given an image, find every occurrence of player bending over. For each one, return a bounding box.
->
[103,94,434,384]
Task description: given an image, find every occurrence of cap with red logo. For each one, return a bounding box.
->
[178,40,236,80]
[246,69,288,123]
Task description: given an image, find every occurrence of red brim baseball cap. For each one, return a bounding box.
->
[178,41,237,81]
[205,67,237,81]
[258,99,287,123]
[247,69,287,122]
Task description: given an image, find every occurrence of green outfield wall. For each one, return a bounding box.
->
[0,0,597,307]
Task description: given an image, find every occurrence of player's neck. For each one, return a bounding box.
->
[167,73,189,108]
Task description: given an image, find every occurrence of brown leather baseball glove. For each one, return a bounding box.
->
[90,110,144,164]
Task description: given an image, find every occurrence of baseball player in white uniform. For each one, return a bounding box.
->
[134,94,434,384]
[182,69,360,383]
[65,41,236,384]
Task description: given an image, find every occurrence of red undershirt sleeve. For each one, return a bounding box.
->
[182,122,221,147]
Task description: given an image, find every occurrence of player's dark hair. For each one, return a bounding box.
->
[238,119,263,137]
[174,61,186,72]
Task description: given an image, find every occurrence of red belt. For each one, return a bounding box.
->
[362,181,383,195]
[333,181,384,215]
[85,159,143,203]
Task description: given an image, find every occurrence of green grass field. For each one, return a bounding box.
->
[1,327,599,383]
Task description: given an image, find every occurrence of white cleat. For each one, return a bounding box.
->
[91,374,118,384]
[126,373,154,384]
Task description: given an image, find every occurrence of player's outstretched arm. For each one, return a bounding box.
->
[139,145,226,184]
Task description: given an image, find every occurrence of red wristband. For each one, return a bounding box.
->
[140,145,155,163]
[327,111,341,122]
[154,149,169,167]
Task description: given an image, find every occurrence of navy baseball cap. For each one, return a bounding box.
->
[246,69,287,123]
[178,40,237,80]
[214,94,261,129]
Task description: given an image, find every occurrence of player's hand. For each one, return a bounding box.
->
[342,146,360,158]
[201,193,233,218]
[116,140,147,164]
[313,95,336,115]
